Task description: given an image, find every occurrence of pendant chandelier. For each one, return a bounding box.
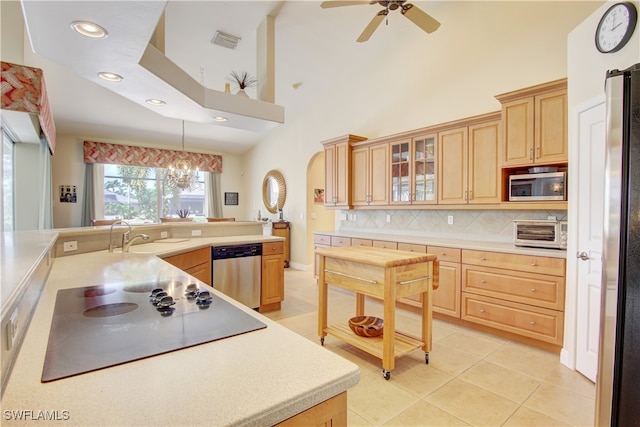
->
[166,120,201,192]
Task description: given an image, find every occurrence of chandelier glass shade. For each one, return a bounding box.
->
[166,121,201,192]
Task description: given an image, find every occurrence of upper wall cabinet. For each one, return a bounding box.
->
[495,79,567,167]
[352,141,389,206]
[322,134,367,209]
[389,134,437,205]
[438,114,502,205]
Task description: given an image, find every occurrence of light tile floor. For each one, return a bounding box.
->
[264,269,596,427]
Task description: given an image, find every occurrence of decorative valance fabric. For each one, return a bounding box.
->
[83,141,222,173]
[1,61,57,154]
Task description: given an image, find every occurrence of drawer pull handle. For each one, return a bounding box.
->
[480,280,486,284]
[531,262,537,266]
[480,309,486,313]
[480,256,486,261]
[399,276,431,285]
[440,252,446,255]
[324,269,377,284]
[530,321,536,326]
[530,288,536,292]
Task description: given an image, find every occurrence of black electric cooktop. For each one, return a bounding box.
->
[42,279,266,382]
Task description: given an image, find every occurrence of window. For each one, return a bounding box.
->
[1,130,15,231]
[99,164,205,223]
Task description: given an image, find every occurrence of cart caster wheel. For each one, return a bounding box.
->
[425,353,429,364]
[320,337,325,346]
[382,370,391,380]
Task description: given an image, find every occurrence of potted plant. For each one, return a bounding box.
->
[227,71,257,97]
[160,209,192,223]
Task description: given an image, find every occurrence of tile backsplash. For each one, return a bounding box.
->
[337,209,568,243]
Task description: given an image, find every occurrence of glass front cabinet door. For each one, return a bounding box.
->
[390,134,437,205]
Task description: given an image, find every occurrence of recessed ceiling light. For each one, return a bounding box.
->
[146,99,166,106]
[212,116,228,122]
[71,21,108,39]
[97,72,123,82]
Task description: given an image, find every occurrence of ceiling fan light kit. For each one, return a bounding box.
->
[321,0,440,42]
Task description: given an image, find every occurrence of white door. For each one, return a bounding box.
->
[575,97,606,382]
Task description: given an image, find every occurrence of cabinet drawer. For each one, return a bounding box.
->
[462,249,565,276]
[314,234,332,245]
[163,247,210,270]
[427,246,461,263]
[263,241,284,256]
[331,236,351,247]
[351,238,373,247]
[462,265,564,310]
[398,243,426,253]
[462,293,563,345]
[372,240,398,250]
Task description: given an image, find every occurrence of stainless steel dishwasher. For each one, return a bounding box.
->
[211,244,262,309]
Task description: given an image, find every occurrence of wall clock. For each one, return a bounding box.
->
[595,2,637,53]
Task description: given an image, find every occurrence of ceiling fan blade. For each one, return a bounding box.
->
[320,1,371,8]
[401,3,441,34]
[357,10,386,42]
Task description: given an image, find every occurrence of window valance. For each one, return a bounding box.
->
[83,141,222,173]
[1,61,57,154]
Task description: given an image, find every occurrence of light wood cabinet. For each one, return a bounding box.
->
[163,247,211,285]
[271,221,290,268]
[260,241,284,312]
[372,240,398,250]
[428,246,462,318]
[461,249,566,346]
[322,134,367,209]
[314,234,331,278]
[390,134,437,205]
[352,142,389,206]
[496,79,567,167]
[276,391,347,427]
[438,118,501,205]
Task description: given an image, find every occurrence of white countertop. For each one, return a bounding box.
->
[315,231,567,259]
[1,235,360,426]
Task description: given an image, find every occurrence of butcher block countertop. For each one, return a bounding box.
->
[315,245,437,267]
[1,233,360,426]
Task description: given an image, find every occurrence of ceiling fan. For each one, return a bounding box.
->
[320,1,441,42]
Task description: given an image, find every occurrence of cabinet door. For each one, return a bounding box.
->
[351,146,369,206]
[262,254,284,305]
[314,244,330,278]
[412,134,437,205]
[185,263,212,286]
[390,140,411,204]
[369,143,389,205]
[501,97,535,167]
[535,90,568,164]
[324,144,336,207]
[468,120,500,204]
[324,141,350,208]
[334,142,350,207]
[438,127,468,204]
[432,261,461,318]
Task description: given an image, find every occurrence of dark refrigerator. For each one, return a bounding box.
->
[596,62,640,426]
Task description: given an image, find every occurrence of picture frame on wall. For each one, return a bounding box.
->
[224,192,239,205]
[59,185,77,203]
[314,188,324,203]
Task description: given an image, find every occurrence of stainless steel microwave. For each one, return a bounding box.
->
[508,172,566,201]
[513,219,568,249]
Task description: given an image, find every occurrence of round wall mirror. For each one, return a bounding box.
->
[262,170,286,214]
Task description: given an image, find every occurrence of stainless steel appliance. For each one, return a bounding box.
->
[508,171,567,201]
[513,219,568,249]
[212,244,262,309]
[42,280,266,382]
[596,63,640,426]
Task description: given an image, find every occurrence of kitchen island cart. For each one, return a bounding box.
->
[316,246,436,379]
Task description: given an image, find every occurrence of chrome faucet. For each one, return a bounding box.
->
[108,220,149,252]
[122,230,150,252]
[108,220,131,253]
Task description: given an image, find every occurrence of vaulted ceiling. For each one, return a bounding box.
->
[11,1,603,155]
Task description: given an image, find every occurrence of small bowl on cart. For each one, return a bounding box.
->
[349,316,384,337]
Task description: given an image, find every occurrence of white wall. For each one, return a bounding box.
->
[564,1,640,369]
[244,1,603,268]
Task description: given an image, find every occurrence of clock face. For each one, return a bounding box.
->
[595,2,638,53]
